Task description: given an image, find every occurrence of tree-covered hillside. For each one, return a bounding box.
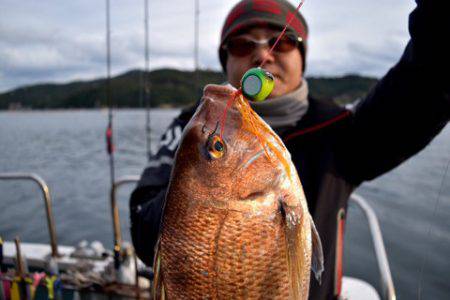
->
[0,69,377,109]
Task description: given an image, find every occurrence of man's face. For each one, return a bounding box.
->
[225,26,303,98]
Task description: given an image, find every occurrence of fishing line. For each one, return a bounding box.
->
[194,0,201,98]
[104,0,122,270]
[219,89,242,138]
[105,0,115,188]
[144,0,152,161]
[417,154,450,300]
[259,0,305,68]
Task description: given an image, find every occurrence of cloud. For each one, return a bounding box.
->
[306,36,408,77]
[303,0,414,77]
[0,0,417,92]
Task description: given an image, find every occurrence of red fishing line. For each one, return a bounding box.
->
[220,89,242,139]
[259,0,305,68]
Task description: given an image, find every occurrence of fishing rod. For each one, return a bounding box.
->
[105,0,115,194]
[194,0,201,99]
[0,237,5,300]
[144,0,152,161]
[14,238,31,300]
[104,0,121,271]
[0,237,4,273]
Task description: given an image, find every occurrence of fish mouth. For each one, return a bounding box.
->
[191,86,243,141]
[201,119,220,137]
[191,96,225,134]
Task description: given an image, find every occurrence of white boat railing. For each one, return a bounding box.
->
[0,172,59,257]
[349,193,396,300]
[110,175,140,268]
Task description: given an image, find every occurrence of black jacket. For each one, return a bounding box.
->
[130,1,449,299]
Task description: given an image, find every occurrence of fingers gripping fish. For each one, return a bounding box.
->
[153,84,324,299]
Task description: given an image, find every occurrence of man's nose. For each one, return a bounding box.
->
[251,44,275,66]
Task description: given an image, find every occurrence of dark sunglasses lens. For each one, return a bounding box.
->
[269,36,297,52]
[227,38,254,56]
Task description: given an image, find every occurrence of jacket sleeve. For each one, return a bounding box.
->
[337,0,450,185]
[129,117,185,266]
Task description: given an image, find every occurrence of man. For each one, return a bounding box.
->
[130,0,449,299]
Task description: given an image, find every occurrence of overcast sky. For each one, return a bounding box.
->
[0,0,416,93]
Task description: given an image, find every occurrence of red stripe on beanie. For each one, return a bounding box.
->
[230,19,270,36]
[224,2,248,30]
[252,0,281,15]
[286,11,307,39]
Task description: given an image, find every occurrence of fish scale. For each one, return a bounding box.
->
[162,203,220,297]
[161,200,291,299]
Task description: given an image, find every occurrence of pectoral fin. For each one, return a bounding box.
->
[281,200,308,300]
[310,215,324,284]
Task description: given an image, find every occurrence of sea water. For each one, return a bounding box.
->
[0,110,449,299]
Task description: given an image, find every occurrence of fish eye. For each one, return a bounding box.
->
[214,140,223,152]
[207,135,226,159]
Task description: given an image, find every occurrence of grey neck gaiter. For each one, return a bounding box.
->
[249,80,309,129]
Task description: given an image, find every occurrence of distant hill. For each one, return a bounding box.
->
[0,68,377,110]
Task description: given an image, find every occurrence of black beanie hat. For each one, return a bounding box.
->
[219,0,309,73]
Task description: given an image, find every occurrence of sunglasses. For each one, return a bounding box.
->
[222,34,302,57]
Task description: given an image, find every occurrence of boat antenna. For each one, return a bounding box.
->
[144,0,152,161]
[194,0,201,98]
[105,0,121,270]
